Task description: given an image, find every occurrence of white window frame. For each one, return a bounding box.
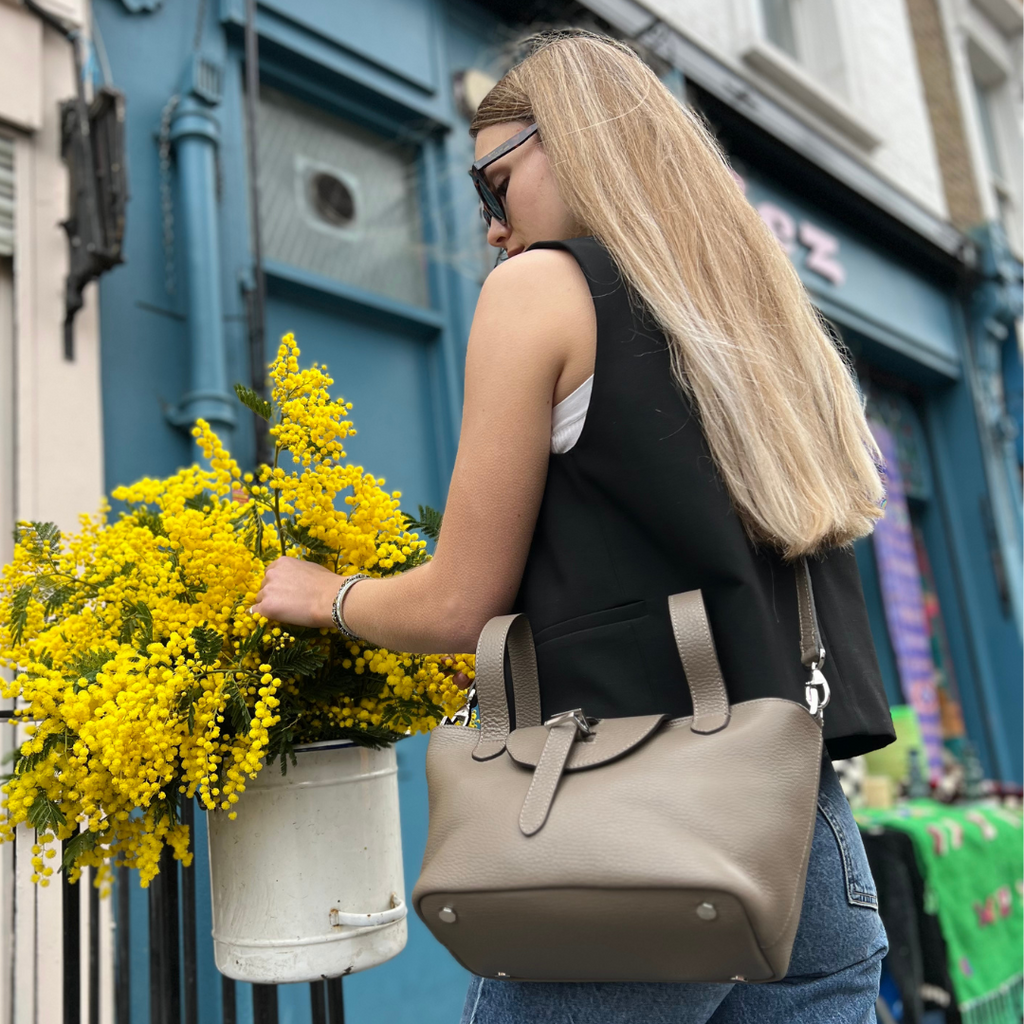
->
[733,0,881,151]
[963,14,1023,255]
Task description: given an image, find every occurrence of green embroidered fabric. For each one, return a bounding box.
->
[856,801,1023,1023]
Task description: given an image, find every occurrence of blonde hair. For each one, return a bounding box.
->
[471,30,885,560]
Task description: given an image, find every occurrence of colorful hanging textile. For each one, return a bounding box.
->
[868,420,945,779]
[857,802,1024,1024]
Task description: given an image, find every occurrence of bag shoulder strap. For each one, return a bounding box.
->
[795,559,824,669]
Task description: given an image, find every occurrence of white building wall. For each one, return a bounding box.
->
[641,0,950,219]
[0,0,105,539]
[0,1,111,1023]
[937,0,1024,255]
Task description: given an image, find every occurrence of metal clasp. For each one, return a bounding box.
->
[543,708,592,737]
[438,685,477,727]
[805,648,830,718]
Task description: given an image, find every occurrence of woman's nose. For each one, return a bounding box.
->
[487,217,511,250]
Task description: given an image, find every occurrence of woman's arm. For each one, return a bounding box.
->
[250,247,595,653]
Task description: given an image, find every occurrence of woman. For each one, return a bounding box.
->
[252,29,893,1024]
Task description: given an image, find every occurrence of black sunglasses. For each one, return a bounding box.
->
[469,123,539,227]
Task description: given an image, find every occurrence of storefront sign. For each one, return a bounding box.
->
[869,420,944,779]
[729,166,960,379]
[732,172,845,285]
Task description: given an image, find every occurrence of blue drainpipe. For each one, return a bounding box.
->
[166,59,237,444]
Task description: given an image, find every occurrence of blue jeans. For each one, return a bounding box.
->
[459,756,887,1024]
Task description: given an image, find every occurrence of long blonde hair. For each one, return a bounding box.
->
[471,30,885,560]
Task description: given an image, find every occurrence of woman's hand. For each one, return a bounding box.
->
[250,557,342,630]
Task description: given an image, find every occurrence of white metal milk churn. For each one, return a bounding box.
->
[207,739,408,983]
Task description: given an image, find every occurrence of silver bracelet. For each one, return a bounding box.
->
[331,574,370,641]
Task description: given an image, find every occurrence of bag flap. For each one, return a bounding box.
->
[505,714,668,771]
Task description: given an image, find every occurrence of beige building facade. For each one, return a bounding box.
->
[630,0,952,220]
[0,1,111,1021]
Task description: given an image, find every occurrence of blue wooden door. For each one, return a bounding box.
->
[253,79,471,1024]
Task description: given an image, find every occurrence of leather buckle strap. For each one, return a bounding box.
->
[795,560,824,672]
[519,713,586,836]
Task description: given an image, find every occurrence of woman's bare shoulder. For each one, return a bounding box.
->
[475,247,595,370]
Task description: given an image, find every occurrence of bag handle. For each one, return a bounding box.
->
[471,558,825,756]
[667,559,826,730]
[471,614,542,761]
[667,591,732,734]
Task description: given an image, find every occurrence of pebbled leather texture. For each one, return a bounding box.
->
[518,720,577,836]
[417,580,827,983]
[506,714,668,771]
[413,698,823,982]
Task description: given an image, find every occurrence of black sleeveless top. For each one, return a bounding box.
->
[511,236,895,761]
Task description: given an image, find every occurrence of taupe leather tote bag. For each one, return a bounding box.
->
[412,561,830,983]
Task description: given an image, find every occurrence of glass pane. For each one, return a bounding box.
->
[863,383,933,502]
[973,77,1003,178]
[763,0,798,59]
[256,84,429,308]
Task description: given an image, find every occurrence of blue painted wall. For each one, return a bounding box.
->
[92,0,1022,1020]
[95,1,497,1019]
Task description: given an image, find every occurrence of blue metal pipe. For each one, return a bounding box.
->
[167,95,237,442]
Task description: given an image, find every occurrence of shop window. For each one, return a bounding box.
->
[255,85,429,308]
[863,384,932,502]
[860,383,969,765]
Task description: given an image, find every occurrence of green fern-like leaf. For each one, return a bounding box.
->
[191,625,224,666]
[38,576,77,617]
[61,829,102,873]
[15,730,74,775]
[68,650,113,692]
[9,584,33,646]
[27,796,66,834]
[223,677,252,733]
[403,504,443,542]
[236,623,266,658]
[268,641,327,678]
[15,521,62,561]
[183,492,215,514]
[234,383,272,421]
[150,792,181,828]
[134,508,167,537]
[283,521,335,558]
[175,683,204,732]
[118,600,154,651]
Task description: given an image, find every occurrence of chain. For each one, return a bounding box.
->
[158,93,180,296]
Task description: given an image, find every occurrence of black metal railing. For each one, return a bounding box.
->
[66,809,348,1024]
[0,704,348,1024]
